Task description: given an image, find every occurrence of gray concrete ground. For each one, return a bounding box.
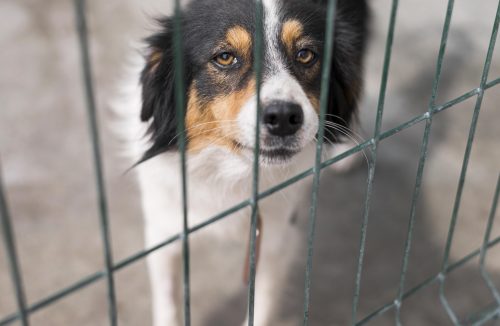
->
[1,0,499,325]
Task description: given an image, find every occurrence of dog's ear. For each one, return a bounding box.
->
[324,0,368,143]
[139,18,189,162]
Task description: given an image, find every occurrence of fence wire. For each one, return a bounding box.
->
[394,0,454,324]
[1,0,500,325]
[0,169,29,326]
[439,0,500,323]
[172,0,192,324]
[303,0,338,324]
[73,1,118,325]
[246,1,264,325]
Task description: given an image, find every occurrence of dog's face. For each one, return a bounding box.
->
[140,0,368,165]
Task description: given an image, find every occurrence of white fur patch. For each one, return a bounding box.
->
[235,0,319,158]
[262,0,285,73]
[237,71,319,151]
[109,53,150,162]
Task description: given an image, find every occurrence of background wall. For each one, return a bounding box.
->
[0,0,499,325]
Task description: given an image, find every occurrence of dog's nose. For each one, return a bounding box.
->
[262,101,303,136]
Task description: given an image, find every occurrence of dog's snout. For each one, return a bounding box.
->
[263,101,303,136]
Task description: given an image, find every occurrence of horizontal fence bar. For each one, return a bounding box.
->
[2,75,500,324]
[0,271,104,325]
[487,77,500,88]
[467,304,500,326]
[473,310,500,326]
[3,229,498,326]
[356,234,500,325]
[433,77,499,114]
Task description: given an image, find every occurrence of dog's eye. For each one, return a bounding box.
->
[214,52,238,67]
[295,49,317,65]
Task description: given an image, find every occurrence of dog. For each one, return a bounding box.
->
[117,0,368,324]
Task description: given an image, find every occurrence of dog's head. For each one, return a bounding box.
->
[139,0,368,165]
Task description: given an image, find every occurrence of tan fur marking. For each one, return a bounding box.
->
[148,49,163,73]
[307,93,320,113]
[226,26,252,58]
[186,79,256,153]
[281,20,304,52]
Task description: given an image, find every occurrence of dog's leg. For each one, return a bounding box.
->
[145,223,181,326]
[241,204,300,326]
[241,245,298,326]
[241,259,283,326]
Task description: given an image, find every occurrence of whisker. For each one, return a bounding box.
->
[324,121,365,143]
[321,126,370,168]
[323,113,350,126]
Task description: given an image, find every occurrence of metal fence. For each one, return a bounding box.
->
[1,0,500,325]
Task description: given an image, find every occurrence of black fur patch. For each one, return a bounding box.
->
[282,0,369,142]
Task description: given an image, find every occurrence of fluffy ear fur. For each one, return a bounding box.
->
[139,18,190,162]
[324,0,369,143]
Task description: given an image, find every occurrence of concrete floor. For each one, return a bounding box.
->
[0,0,499,325]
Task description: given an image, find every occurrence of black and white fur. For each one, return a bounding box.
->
[116,0,368,324]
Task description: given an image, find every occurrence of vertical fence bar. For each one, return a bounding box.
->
[394,1,455,324]
[302,0,337,324]
[351,0,400,324]
[0,165,29,326]
[439,2,500,324]
[73,1,117,325]
[479,174,500,305]
[172,0,191,324]
[247,1,264,325]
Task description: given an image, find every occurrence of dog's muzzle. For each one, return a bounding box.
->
[256,101,305,163]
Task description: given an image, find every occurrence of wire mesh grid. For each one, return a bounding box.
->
[0,0,499,325]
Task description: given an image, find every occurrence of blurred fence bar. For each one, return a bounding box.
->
[480,175,500,305]
[351,0,400,323]
[439,2,500,323]
[172,0,192,324]
[73,0,117,325]
[394,0,455,324]
[302,0,338,325]
[246,0,264,325]
[0,168,29,326]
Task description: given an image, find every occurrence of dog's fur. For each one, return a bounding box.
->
[118,0,368,324]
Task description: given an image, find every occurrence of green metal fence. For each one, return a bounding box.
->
[1,0,500,325]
